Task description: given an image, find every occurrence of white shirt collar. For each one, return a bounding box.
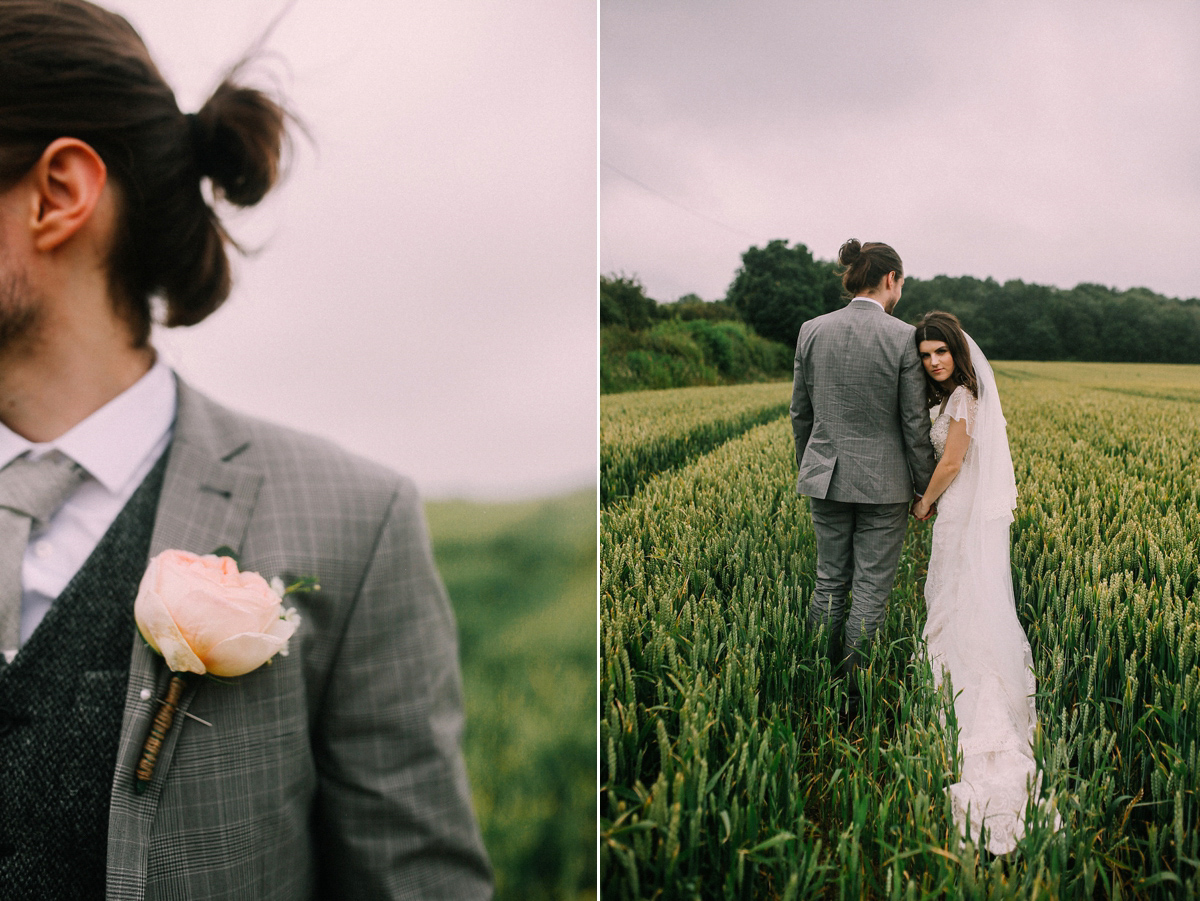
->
[852,295,886,311]
[0,359,176,494]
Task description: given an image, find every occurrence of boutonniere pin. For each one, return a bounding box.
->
[132,548,314,793]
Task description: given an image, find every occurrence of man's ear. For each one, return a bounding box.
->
[28,137,109,253]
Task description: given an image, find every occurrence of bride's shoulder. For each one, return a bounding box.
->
[946,384,978,421]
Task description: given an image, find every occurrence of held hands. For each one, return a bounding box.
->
[911,496,936,521]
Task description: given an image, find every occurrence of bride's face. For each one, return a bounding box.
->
[918,340,955,382]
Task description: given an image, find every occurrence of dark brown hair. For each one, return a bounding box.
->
[838,238,903,297]
[0,0,289,346]
[914,310,978,406]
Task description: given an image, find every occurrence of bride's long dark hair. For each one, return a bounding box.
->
[915,311,979,407]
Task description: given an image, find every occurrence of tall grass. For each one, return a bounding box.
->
[601,368,1199,899]
[601,382,789,504]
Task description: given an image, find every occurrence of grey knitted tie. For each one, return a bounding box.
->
[0,450,87,661]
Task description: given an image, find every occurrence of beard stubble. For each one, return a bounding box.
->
[0,269,44,355]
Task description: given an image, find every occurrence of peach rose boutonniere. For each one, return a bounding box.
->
[132,548,314,793]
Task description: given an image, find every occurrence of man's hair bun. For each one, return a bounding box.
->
[838,238,863,267]
[188,80,286,207]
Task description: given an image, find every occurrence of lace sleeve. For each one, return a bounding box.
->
[944,385,977,427]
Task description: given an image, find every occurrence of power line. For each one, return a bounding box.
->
[601,160,758,241]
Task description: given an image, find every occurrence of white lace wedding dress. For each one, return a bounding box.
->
[923,369,1044,854]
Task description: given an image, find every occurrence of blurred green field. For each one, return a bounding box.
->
[426,489,597,901]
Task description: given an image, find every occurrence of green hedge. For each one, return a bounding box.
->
[602,320,792,394]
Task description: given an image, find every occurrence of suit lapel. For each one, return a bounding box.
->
[106,379,264,901]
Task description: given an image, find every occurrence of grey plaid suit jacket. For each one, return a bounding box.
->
[790,299,935,503]
[104,380,492,900]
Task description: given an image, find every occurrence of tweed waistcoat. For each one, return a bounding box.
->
[0,450,168,899]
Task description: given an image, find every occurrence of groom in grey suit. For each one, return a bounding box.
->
[0,3,490,896]
[790,268,935,706]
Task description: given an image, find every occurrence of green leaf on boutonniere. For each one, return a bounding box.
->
[285,575,320,595]
[210,545,240,564]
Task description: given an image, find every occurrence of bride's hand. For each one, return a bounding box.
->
[913,497,933,520]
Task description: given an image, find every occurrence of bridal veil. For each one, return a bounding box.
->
[922,332,1047,854]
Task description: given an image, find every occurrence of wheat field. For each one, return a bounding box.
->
[600,363,1200,900]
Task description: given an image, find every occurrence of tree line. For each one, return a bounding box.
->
[606,239,1200,366]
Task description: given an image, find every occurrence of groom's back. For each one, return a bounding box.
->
[791,300,933,503]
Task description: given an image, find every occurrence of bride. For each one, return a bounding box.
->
[910,311,1049,854]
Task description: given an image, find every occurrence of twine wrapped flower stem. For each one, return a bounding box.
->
[130,547,308,793]
[134,674,188,793]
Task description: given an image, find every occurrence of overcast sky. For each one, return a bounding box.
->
[107,0,596,500]
[601,1,1200,305]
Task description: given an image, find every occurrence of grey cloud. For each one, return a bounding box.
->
[603,0,1200,302]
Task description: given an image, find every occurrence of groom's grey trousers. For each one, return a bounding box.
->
[790,300,936,677]
[806,498,910,658]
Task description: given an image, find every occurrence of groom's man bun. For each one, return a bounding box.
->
[0,0,290,346]
[838,238,904,296]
